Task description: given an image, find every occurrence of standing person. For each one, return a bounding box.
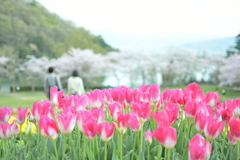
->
[44,67,63,100]
[67,70,85,95]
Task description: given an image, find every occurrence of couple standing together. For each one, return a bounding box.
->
[44,67,85,99]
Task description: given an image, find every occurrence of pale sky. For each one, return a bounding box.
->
[37,0,240,36]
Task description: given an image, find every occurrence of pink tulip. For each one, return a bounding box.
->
[111,87,125,105]
[185,100,198,118]
[132,101,150,123]
[108,102,122,121]
[191,89,205,102]
[62,106,76,115]
[204,92,220,108]
[74,95,90,111]
[115,112,130,134]
[87,89,104,109]
[228,131,237,145]
[39,115,59,140]
[204,117,224,139]
[102,89,113,104]
[58,113,76,135]
[145,130,152,145]
[138,92,151,103]
[31,100,52,121]
[98,121,115,142]
[0,107,12,123]
[153,110,170,127]
[185,82,201,93]
[90,108,105,124]
[83,118,98,140]
[0,122,12,140]
[229,119,240,141]
[195,112,209,132]
[139,84,150,92]
[152,126,177,149]
[195,102,212,116]
[128,111,141,131]
[10,120,20,136]
[149,83,160,104]
[232,99,240,117]
[188,134,212,160]
[164,102,179,124]
[169,89,184,105]
[76,110,91,132]
[17,107,28,124]
[50,86,59,105]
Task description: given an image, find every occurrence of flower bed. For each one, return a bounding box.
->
[0,83,239,160]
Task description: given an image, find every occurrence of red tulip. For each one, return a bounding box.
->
[115,112,130,135]
[145,130,152,145]
[0,107,12,123]
[108,102,122,121]
[0,122,12,140]
[39,115,59,140]
[58,113,76,135]
[204,117,224,139]
[152,126,177,149]
[188,134,211,160]
[98,121,115,142]
[128,111,141,131]
[17,107,28,124]
[83,118,98,140]
[221,107,233,124]
[132,101,150,123]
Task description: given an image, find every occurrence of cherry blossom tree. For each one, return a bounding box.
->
[218,54,240,87]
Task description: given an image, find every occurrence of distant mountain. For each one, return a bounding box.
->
[91,29,234,54]
[182,36,236,54]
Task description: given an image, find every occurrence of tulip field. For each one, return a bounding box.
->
[1,83,240,160]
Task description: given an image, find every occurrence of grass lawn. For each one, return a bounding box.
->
[0,84,239,109]
[0,91,47,109]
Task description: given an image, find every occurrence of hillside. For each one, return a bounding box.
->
[0,0,117,58]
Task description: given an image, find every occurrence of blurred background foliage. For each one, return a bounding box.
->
[0,0,118,59]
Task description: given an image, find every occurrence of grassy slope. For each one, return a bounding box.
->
[0,84,239,108]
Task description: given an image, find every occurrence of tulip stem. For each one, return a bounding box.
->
[147,144,150,160]
[20,124,23,141]
[238,142,240,160]
[62,135,66,160]
[157,144,162,159]
[139,124,143,153]
[131,133,137,160]
[43,138,47,160]
[3,140,7,160]
[82,135,86,160]
[53,140,59,160]
[28,136,31,160]
[118,135,123,160]
[104,142,108,160]
[78,130,81,157]
[167,149,171,160]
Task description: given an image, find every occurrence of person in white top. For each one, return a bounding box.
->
[67,70,85,95]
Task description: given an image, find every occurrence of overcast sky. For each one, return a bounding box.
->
[36,0,240,37]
